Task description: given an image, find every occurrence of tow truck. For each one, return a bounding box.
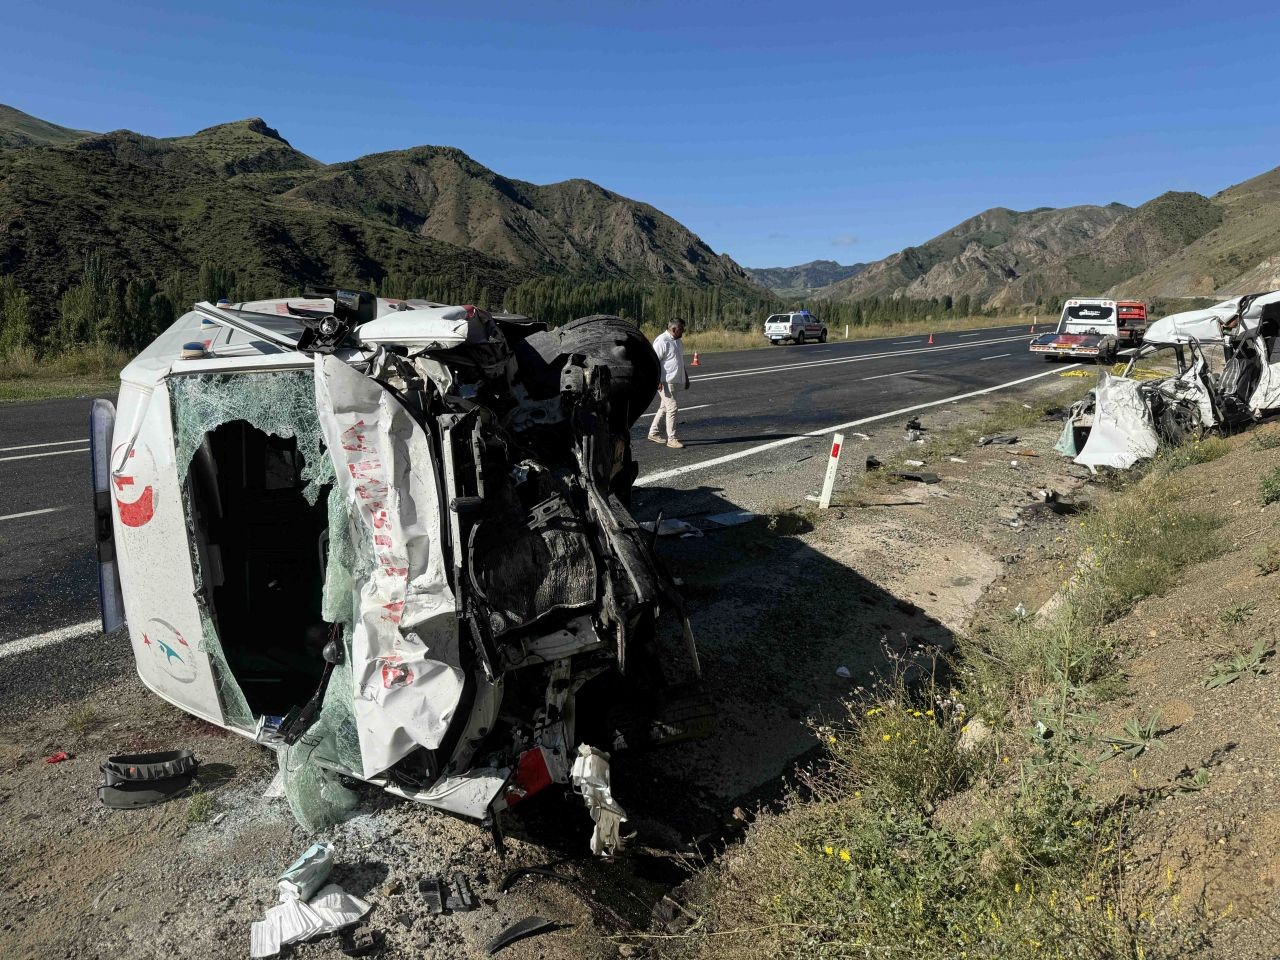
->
[1030,298,1147,362]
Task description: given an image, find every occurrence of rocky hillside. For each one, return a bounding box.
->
[744,259,866,299]
[814,203,1133,307]
[812,166,1280,309]
[1113,166,1280,298]
[0,105,762,305]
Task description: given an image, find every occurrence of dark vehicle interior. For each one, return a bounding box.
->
[184,422,331,716]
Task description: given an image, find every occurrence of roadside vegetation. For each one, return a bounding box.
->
[1,249,1055,401]
[651,311,1042,356]
[665,435,1235,959]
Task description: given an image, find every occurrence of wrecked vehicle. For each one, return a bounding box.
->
[1056,290,1280,470]
[1030,298,1147,363]
[90,288,708,847]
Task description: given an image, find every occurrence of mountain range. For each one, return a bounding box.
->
[743,260,866,300]
[750,169,1280,308]
[8,102,1280,317]
[0,104,761,307]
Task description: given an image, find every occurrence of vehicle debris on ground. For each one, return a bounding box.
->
[1057,291,1280,470]
[97,749,199,809]
[252,842,371,958]
[91,288,710,852]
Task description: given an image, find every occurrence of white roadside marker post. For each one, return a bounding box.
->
[844,324,849,339]
[819,433,844,509]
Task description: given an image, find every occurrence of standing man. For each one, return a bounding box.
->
[648,318,690,449]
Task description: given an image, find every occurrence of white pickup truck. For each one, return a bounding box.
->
[764,310,828,345]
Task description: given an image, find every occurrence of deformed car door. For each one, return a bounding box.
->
[313,355,466,780]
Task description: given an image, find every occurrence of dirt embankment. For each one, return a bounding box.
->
[666,404,1280,958]
[16,371,1274,959]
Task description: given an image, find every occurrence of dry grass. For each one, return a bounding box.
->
[0,343,127,402]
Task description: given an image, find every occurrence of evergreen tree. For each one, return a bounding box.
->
[0,276,34,355]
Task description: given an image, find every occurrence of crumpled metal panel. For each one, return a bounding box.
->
[314,355,463,778]
[1075,374,1160,470]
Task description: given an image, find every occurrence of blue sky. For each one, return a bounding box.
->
[4,1,1280,267]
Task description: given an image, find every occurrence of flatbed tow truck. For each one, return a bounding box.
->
[1030,298,1147,362]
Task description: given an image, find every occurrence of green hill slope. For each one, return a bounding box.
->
[0,104,94,149]
[0,105,764,312]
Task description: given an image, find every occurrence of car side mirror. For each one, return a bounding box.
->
[322,639,344,665]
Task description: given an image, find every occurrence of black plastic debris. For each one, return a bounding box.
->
[419,876,446,915]
[486,917,561,956]
[97,749,198,809]
[419,872,477,914]
[978,434,1019,446]
[446,872,477,912]
[498,862,572,894]
[340,929,384,957]
[894,471,940,484]
[865,455,883,471]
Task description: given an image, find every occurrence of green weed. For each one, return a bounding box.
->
[186,789,216,824]
[1157,436,1230,471]
[65,704,101,735]
[1103,712,1165,760]
[1260,467,1280,506]
[1219,601,1257,627]
[1250,431,1280,451]
[1256,543,1280,576]
[1203,638,1273,689]
[1175,767,1211,793]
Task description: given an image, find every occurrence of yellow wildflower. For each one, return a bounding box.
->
[839,849,851,862]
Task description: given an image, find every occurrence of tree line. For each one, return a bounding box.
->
[1,254,1046,362]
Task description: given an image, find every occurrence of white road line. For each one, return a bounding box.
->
[0,447,89,463]
[893,339,923,344]
[0,507,68,522]
[980,353,1012,360]
[958,332,982,337]
[635,363,1082,486]
[0,619,101,661]
[861,369,917,381]
[632,403,714,426]
[0,438,86,453]
[691,334,1031,384]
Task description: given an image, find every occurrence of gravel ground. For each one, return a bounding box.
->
[0,372,1107,960]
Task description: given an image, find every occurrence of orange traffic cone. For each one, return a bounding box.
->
[691,352,700,366]
[1030,321,1036,333]
[927,333,934,345]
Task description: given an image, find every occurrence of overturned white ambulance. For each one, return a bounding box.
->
[91,289,707,844]
[1057,290,1280,469]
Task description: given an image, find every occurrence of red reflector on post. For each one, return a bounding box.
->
[831,443,841,458]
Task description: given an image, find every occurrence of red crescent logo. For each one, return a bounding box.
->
[112,444,156,528]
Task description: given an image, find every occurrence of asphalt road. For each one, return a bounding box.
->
[0,321,1054,648]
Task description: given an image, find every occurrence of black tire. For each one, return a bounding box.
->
[818,328,828,343]
[794,331,805,345]
[518,314,660,427]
